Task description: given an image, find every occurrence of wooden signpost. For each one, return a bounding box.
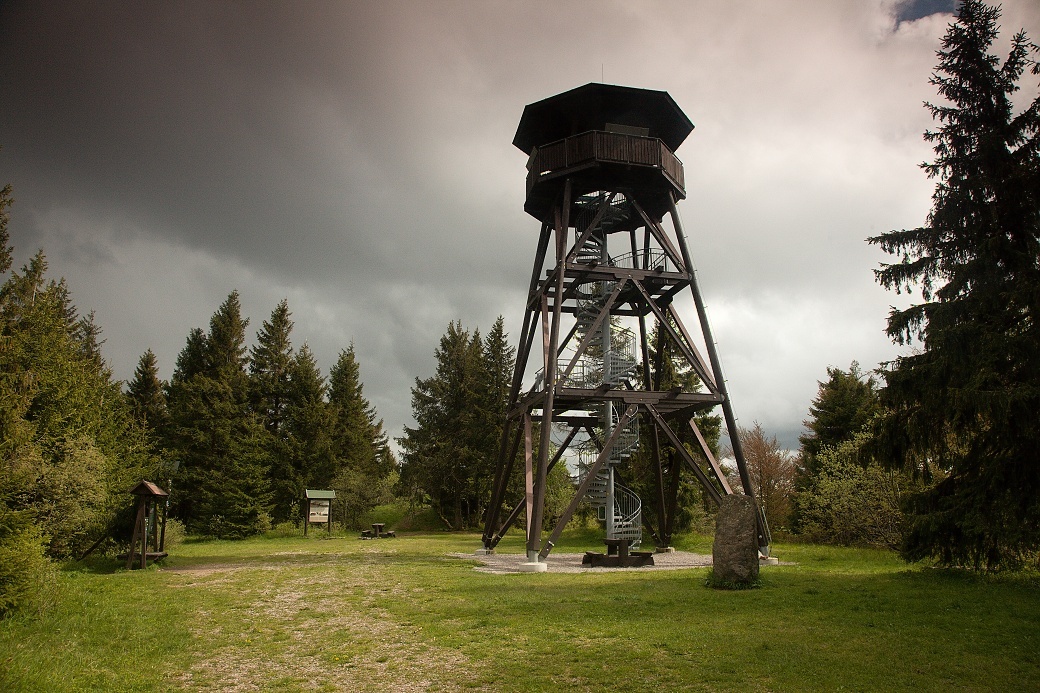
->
[304,489,336,535]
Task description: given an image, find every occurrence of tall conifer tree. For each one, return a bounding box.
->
[166,292,271,536]
[797,363,880,482]
[329,345,392,525]
[250,299,294,435]
[471,316,515,519]
[126,349,168,436]
[399,322,484,529]
[329,345,378,475]
[248,300,298,521]
[285,344,336,491]
[867,1,1040,568]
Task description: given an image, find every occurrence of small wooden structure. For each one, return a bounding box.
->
[125,480,168,569]
[304,489,335,535]
[360,522,396,539]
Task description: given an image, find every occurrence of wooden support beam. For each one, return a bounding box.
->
[644,403,723,505]
[529,181,571,555]
[688,417,733,494]
[630,197,686,275]
[665,303,718,394]
[631,279,717,390]
[488,425,580,549]
[667,194,769,548]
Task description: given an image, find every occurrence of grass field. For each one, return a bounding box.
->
[1,528,1038,691]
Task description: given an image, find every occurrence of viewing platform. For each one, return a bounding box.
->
[524,130,686,221]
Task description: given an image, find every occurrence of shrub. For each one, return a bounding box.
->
[161,517,186,549]
[334,468,397,530]
[0,510,56,618]
[795,432,917,549]
[266,521,302,538]
[17,436,109,559]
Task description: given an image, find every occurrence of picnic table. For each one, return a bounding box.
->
[360,523,396,539]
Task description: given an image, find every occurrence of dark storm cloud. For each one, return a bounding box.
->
[2,1,1038,451]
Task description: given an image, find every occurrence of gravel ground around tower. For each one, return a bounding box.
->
[452,550,715,574]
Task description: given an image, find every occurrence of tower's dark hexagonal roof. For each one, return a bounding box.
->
[513,83,694,153]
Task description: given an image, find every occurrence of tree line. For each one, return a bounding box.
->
[0,199,393,615]
[138,293,395,538]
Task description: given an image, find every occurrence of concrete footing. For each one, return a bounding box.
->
[474,548,494,556]
[759,556,779,566]
[518,561,548,573]
[655,546,675,553]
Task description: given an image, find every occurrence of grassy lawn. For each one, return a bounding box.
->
[2,529,1038,691]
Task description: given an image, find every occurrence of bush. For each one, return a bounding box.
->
[334,468,397,530]
[392,506,450,532]
[265,521,302,538]
[0,511,56,618]
[542,464,576,531]
[25,436,109,559]
[795,432,917,549]
[161,517,186,549]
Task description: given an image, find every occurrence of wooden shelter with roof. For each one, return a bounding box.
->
[125,480,169,569]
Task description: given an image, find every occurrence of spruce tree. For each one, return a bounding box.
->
[249,299,294,435]
[472,317,515,521]
[329,345,378,474]
[867,1,1040,569]
[329,344,391,526]
[248,300,297,522]
[170,328,208,384]
[399,322,483,529]
[797,363,880,482]
[126,349,168,435]
[285,344,336,490]
[166,292,271,537]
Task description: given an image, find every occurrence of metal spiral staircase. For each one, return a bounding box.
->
[566,193,645,544]
[575,406,643,543]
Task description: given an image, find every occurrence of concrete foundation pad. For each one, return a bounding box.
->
[759,556,780,566]
[655,546,676,553]
[518,561,548,573]
[474,548,494,556]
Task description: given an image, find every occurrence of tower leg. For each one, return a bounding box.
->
[668,195,771,550]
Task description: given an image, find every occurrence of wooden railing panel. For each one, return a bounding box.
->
[528,130,685,194]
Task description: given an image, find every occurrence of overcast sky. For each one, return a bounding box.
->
[2,0,1038,451]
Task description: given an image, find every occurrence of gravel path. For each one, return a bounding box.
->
[454,550,714,574]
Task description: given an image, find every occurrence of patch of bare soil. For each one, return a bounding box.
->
[167,554,481,692]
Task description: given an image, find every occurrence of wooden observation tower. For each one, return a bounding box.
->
[481,83,770,568]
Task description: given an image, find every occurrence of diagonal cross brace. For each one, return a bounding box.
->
[644,403,724,505]
[539,405,639,559]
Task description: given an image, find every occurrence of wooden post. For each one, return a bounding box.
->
[127,501,145,570]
